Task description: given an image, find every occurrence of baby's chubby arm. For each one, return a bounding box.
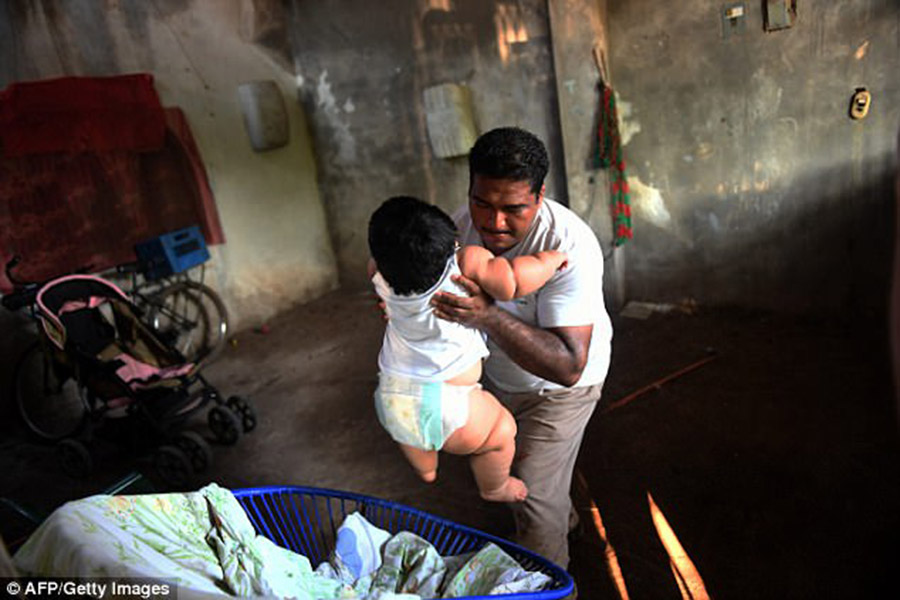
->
[457,245,567,302]
[367,257,389,320]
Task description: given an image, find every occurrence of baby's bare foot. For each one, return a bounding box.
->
[479,477,528,503]
[418,469,437,483]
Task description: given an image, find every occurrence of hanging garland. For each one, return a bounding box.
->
[595,83,633,247]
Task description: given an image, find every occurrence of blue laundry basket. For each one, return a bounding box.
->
[233,486,575,600]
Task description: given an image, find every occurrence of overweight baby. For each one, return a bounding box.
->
[367,196,567,503]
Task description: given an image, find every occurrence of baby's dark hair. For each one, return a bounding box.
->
[368,196,458,295]
[468,126,549,194]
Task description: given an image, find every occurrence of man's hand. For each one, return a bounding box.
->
[537,250,568,272]
[431,274,495,328]
[435,271,593,387]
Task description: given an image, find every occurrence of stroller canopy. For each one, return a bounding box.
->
[37,274,131,351]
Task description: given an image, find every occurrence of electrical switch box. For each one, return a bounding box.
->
[722,2,747,39]
[849,88,871,120]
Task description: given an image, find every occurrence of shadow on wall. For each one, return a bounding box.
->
[623,162,896,319]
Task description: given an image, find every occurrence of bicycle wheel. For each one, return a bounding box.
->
[14,342,87,441]
[147,281,229,364]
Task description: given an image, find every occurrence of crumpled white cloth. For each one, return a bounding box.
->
[315,514,552,599]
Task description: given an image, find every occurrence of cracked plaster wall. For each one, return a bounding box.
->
[607,0,900,315]
[286,0,566,288]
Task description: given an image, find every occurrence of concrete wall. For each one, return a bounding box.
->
[286,0,568,288]
[606,0,900,315]
[0,0,340,331]
[546,0,626,309]
[4,0,896,322]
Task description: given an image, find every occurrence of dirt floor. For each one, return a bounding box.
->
[1,287,899,599]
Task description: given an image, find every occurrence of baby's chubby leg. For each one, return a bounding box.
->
[398,443,438,482]
[442,387,527,503]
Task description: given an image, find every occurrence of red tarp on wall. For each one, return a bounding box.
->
[0,75,224,293]
[0,74,166,156]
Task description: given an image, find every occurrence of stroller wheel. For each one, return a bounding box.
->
[174,431,213,472]
[153,445,193,487]
[208,406,242,446]
[57,439,93,479]
[226,396,257,433]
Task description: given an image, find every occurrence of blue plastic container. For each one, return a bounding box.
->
[135,225,209,280]
[233,486,575,599]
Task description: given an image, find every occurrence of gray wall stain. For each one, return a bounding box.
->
[0,2,18,83]
[0,1,124,79]
[51,0,121,74]
[39,0,79,74]
[120,0,156,70]
[150,0,191,19]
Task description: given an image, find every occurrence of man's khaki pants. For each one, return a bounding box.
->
[484,379,603,569]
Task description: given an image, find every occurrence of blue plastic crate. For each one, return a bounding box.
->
[135,225,209,280]
[233,486,575,599]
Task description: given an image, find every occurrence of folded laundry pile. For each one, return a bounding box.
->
[12,483,551,599]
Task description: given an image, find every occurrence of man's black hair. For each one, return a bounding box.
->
[468,127,549,194]
[368,196,458,296]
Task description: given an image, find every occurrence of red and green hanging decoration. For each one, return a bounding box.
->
[595,82,633,247]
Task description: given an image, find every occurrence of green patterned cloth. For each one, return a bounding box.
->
[13,485,551,599]
[13,483,349,599]
[441,543,552,597]
[327,529,552,598]
[368,532,447,598]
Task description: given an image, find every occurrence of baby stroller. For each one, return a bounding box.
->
[15,274,256,485]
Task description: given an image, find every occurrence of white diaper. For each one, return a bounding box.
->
[374,372,476,451]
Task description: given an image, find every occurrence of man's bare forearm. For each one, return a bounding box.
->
[478,306,589,387]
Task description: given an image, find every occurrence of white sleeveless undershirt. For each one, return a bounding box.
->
[373,254,489,382]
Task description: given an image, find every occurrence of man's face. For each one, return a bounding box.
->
[468,176,542,255]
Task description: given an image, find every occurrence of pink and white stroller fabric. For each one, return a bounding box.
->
[36,274,195,393]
